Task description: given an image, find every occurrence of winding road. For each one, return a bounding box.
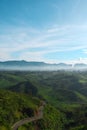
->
[11,105,44,130]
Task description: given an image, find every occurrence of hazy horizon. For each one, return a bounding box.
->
[0,0,87,64]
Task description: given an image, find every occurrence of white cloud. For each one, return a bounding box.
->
[1,24,87,62]
[0,51,11,61]
[19,51,45,62]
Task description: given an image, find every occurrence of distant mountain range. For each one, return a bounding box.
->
[0,60,87,70]
[0,60,47,66]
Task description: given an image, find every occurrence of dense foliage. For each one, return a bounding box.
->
[0,89,40,130]
[0,71,87,129]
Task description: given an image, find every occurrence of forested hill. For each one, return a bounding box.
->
[0,89,40,129]
[0,89,65,130]
[8,81,38,96]
[1,71,87,129]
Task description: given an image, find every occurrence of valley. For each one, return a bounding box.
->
[0,70,87,130]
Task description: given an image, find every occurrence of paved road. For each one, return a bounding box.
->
[11,106,44,130]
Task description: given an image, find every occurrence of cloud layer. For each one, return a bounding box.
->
[0,23,87,63]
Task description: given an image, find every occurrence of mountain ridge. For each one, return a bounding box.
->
[0,60,87,70]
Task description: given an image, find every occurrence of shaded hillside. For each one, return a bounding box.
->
[49,89,87,103]
[42,73,82,91]
[8,81,38,96]
[0,72,26,88]
[1,71,87,105]
[78,87,87,97]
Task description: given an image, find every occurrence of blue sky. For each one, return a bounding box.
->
[0,0,87,64]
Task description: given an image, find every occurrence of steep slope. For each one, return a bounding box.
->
[0,90,65,130]
[50,89,87,103]
[1,71,87,129]
[8,81,38,96]
[0,71,26,88]
[0,89,40,130]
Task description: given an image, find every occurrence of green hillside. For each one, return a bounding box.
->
[8,81,38,96]
[0,89,65,130]
[0,71,87,129]
[0,89,40,130]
